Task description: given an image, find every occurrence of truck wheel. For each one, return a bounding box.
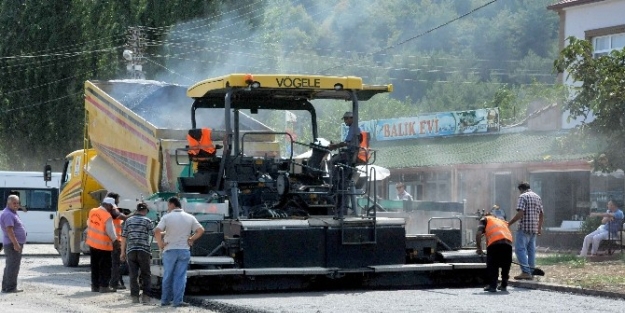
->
[60,221,80,267]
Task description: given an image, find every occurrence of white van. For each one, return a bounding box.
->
[0,171,61,243]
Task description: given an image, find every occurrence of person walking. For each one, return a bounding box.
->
[476,211,513,292]
[121,202,154,304]
[86,197,119,293]
[106,192,127,290]
[0,195,26,293]
[154,197,204,307]
[579,200,624,256]
[508,182,544,280]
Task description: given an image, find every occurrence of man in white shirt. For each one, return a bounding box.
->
[395,182,413,201]
[154,197,204,307]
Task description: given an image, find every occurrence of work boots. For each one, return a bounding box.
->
[513,272,533,280]
[141,293,151,304]
[483,285,497,292]
[99,286,117,293]
[131,296,140,304]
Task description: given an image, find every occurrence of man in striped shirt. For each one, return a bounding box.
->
[508,182,544,280]
[120,203,154,304]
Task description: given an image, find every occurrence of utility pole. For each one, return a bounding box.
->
[124,26,146,79]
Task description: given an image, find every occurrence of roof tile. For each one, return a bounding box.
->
[372,132,594,169]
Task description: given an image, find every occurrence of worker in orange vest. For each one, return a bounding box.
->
[476,210,513,293]
[106,192,127,290]
[187,128,216,157]
[86,197,119,293]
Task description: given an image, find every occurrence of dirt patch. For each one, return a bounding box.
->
[519,253,625,295]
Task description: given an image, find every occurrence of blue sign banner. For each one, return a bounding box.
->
[341,108,500,141]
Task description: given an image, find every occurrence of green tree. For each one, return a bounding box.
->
[554,37,625,171]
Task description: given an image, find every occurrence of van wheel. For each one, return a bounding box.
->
[60,221,80,267]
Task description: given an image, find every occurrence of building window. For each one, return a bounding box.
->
[424,171,451,201]
[389,171,450,201]
[593,33,625,57]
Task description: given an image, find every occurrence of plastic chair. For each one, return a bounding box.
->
[607,222,624,255]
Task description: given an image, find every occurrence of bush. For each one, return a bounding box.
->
[581,217,602,234]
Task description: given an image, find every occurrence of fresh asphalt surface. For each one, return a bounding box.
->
[15,245,625,313]
[191,287,624,313]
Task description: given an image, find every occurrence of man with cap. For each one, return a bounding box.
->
[327,111,361,212]
[121,202,154,304]
[327,111,361,174]
[86,197,119,293]
[328,111,359,152]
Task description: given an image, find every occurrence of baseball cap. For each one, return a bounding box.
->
[342,111,353,119]
[102,197,117,209]
[136,202,149,212]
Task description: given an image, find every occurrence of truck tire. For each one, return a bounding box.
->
[60,221,80,267]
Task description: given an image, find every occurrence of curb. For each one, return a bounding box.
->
[0,253,58,257]
[509,280,625,300]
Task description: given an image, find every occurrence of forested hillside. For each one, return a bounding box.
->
[0,0,560,170]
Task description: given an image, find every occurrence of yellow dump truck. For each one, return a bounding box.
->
[51,74,486,293]
[53,79,277,266]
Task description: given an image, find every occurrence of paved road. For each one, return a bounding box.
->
[5,245,625,313]
[193,288,625,313]
[1,244,214,312]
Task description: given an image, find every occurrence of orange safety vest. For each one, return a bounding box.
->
[113,217,123,237]
[85,207,114,251]
[357,131,370,163]
[187,128,215,155]
[484,216,513,247]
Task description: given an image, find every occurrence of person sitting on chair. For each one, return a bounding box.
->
[579,200,624,257]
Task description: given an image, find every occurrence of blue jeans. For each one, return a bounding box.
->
[515,229,536,274]
[161,249,190,306]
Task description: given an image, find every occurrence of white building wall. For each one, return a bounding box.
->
[559,0,625,129]
[563,0,625,39]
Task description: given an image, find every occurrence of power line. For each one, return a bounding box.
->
[142,1,313,53]
[145,50,555,79]
[143,57,195,83]
[0,61,118,96]
[0,47,122,60]
[141,0,265,35]
[318,0,500,74]
[0,35,124,62]
[1,91,83,113]
[147,32,545,67]
[0,1,264,62]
